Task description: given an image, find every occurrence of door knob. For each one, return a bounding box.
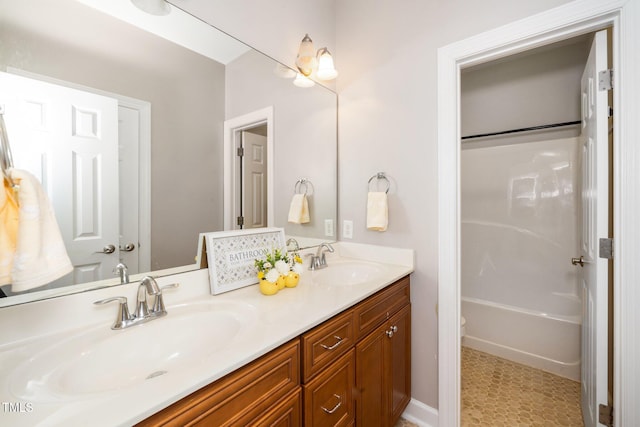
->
[571,256,585,267]
[97,244,116,254]
[120,243,136,252]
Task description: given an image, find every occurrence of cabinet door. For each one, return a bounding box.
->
[355,321,388,427]
[355,304,411,427]
[389,304,411,425]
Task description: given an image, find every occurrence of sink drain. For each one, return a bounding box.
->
[146,370,168,380]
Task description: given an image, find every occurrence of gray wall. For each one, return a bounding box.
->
[0,0,226,270]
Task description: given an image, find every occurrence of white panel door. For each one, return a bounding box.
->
[0,72,119,286]
[241,130,268,229]
[579,30,609,427]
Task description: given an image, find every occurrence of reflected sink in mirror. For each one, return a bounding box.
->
[310,260,385,286]
[9,300,257,402]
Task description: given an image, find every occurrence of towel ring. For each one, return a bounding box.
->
[368,172,390,194]
[294,178,314,195]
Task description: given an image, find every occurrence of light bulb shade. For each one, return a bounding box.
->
[293,73,315,88]
[131,0,170,16]
[316,48,338,80]
[295,34,317,77]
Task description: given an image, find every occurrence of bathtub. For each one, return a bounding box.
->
[462,296,581,381]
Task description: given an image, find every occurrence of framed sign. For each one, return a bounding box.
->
[197,227,286,295]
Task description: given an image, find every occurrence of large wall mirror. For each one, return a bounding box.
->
[0,0,337,306]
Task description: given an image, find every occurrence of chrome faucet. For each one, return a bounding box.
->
[134,276,161,319]
[93,276,179,330]
[286,238,300,253]
[113,262,129,284]
[308,243,334,271]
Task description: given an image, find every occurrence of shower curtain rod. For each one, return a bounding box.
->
[461,120,582,141]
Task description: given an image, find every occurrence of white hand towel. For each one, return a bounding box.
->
[9,169,73,292]
[0,180,19,286]
[288,193,310,224]
[367,191,388,231]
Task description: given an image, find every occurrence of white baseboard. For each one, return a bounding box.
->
[402,398,439,427]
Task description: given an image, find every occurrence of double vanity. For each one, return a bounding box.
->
[0,243,413,426]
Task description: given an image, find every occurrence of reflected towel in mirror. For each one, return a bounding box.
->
[4,169,72,292]
[288,193,310,224]
[0,180,19,286]
[366,191,388,231]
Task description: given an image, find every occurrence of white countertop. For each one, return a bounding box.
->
[0,243,413,426]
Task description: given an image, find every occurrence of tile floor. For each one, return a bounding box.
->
[461,346,584,426]
[395,417,418,427]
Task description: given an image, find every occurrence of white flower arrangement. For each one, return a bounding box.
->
[254,248,303,283]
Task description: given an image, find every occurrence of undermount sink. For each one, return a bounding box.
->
[9,300,257,402]
[311,260,384,286]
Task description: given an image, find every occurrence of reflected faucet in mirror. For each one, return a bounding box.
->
[113,263,130,285]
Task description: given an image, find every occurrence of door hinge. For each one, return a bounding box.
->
[599,69,613,91]
[599,404,613,427]
[237,147,244,157]
[236,216,244,226]
[599,238,614,259]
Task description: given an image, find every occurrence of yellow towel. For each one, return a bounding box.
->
[288,193,310,224]
[366,191,388,231]
[9,169,73,292]
[0,179,19,286]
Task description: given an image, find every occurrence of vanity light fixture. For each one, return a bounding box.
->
[294,34,338,84]
[130,0,170,16]
[293,73,315,88]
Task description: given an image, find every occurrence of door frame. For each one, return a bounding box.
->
[223,106,274,230]
[437,0,640,425]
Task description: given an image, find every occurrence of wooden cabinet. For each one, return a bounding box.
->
[302,276,411,427]
[355,304,411,427]
[138,275,410,427]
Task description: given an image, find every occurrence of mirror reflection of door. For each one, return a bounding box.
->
[237,125,268,229]
[0,71,149,294]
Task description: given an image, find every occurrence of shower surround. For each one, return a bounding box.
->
[461,137,581,380]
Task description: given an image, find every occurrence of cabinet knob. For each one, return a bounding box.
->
[321,394,342,414]
[386,325,398,338]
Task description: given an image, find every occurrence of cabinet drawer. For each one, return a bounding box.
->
[353,276,410,341]
[137,340,300,427]
[301,309,355,382]
[250,388,302,427]
[303,349,355,427]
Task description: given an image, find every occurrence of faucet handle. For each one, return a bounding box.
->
[94,296,132,330]
[151,283,180,316]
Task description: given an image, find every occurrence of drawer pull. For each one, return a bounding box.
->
[320,335,343,350]
[321,394,342,414]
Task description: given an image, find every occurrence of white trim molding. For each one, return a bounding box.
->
[437,0,640,425]
[402,399,439,427]
[223,106,275,230]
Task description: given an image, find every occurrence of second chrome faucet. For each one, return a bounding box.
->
[308,243,334,271]
[94,276,179,330]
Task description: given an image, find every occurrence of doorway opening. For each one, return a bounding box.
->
[459,31,611,426]
[223,106,274,231]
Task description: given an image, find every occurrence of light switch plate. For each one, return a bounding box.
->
[324,219,334,237]
[343,220,353,239]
